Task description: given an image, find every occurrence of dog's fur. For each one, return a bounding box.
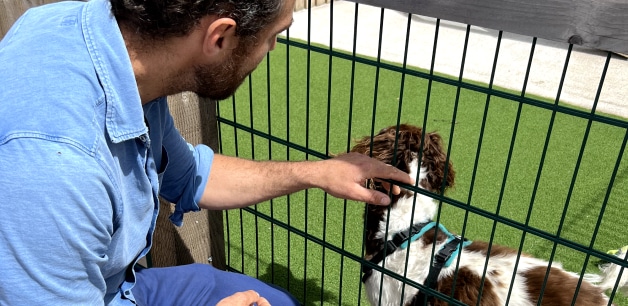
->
[351,124,628,306]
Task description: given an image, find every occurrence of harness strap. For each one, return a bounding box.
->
[362,222,430,283]
[413,236,467,306]
[361,221,472,306]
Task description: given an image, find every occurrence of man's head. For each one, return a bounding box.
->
[111,0,294,100]
[110,0,285,43]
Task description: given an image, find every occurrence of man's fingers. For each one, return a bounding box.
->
[237,290,259,301]
[374,179,405,196]
[237,290,270,306]
[321,152,414,205]
[391,184,401,195]
[337,152,413,186]
[217,290,270,306]
[256,297,271,306]
[359,189,392,206]
[381,165,414,186]
[364,157,413,186]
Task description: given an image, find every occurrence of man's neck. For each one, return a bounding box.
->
[119,26,197,104]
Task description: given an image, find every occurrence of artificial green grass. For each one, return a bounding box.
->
[217,40,628,305]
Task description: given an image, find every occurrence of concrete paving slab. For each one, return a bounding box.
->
[284,1,628,119]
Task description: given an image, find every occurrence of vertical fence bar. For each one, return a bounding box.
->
[303,0,313,302]
[535,43,574,305]
[506,36,538,305]
[246,75,261,278]
[368,8,390,306]
[605,130,628,305]
[572,51,613,305]
[351,4,368,305]
[444,23,472,301]
[285,25,293,293]
[417,18,441,306]
[265,52,276,284]
[476,31,512,305]
[320,0,335,302]
[216,101,232,269]
[231,94,246,273]
[397,11,417,304]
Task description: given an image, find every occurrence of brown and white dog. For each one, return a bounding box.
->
[351,124,627,306]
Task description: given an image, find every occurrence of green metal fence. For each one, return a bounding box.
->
[217,2,628,305]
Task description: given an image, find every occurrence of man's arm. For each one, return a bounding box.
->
[198,152,413,210]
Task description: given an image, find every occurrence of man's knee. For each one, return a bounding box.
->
[178,263,218,283]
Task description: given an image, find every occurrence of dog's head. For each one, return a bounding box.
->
[351,124,456,258]
[351,124,455,199]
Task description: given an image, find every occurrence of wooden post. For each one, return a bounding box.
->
[0,0,61,39]
[154,93,226,270]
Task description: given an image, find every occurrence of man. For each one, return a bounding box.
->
[0,0,413,305]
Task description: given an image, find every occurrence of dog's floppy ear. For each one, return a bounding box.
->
[350,135,372,156]
[351,133,387,192]
[421,132,455,194]
[351,132,396,165]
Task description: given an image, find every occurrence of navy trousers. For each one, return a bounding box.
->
[132,264,300,305]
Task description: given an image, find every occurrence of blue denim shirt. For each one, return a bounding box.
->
[0,0,213,304]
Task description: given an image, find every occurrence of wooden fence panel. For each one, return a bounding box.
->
[349,0,628,54]
[294,0,331,11]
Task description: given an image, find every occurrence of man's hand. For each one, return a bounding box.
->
[313,152,414,205]
[217,290,270,306]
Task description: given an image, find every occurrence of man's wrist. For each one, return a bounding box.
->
[291,160,322,191]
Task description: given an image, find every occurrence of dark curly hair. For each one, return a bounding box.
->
[110,0,285,41]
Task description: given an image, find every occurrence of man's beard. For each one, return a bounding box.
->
[193,51,250,100]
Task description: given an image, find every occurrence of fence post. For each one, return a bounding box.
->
[155,93,225,270]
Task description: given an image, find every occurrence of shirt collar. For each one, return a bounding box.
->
[82,0,148,143]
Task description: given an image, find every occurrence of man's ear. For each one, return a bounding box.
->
[202,17,238,57]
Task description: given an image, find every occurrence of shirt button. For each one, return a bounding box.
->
[138,135,147,142]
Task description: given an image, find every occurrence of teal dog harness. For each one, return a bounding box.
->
[362,221,472,305]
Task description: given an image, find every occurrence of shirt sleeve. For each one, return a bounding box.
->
[153,99,214,226]
[163,143,214,226]
[0,138,114,304]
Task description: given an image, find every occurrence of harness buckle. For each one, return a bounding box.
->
[385,239,398,255]
[434,237,462,265]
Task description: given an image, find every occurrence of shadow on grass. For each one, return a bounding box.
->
[257,262,341,306]
[526,164,628,259]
